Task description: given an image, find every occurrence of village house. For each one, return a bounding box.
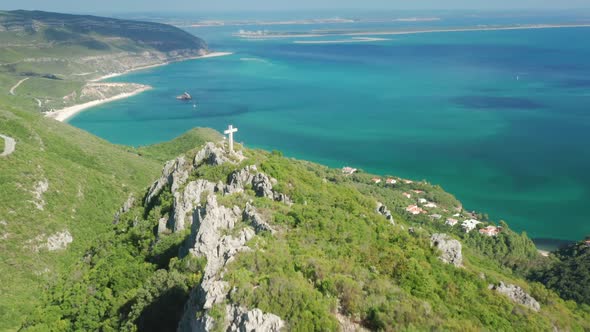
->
[445,218,458,226]
[371,177,382,184]
[479,226,502,237]
[403,192,412,199]
[418,198,428,204]
[584,239,590,247]
[342,167,357,175]
[403,179,414,184]
[386,178,397,185]
[406,205,425,215]
[462,219,481,233]
[424,202,438,208]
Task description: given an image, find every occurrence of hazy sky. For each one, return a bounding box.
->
[3,0,590,13]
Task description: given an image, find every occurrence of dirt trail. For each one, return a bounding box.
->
[9,77,29,95]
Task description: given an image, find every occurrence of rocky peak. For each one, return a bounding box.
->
[430,233,463,267]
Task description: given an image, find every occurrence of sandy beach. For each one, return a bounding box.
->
[46,86,152,122]
[48,51,233,122]
[236,23,590,39]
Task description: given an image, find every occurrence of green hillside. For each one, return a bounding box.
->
[0,10,208,112]
[18,141,590,331]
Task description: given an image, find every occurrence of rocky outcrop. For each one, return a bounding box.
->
[430,234,463,267]
[31,179,49,210]
[144,157,190,206]
[178,194,284,331]
[225,165,258,195]
[226,306,284,332]
[194,142,239,167]
[490,282,541,312]
[376,202,394,224]
[46,230,73,251]
[170,180,220,232]
[252,173,274,199]
[113,194,135,224]
[243,203,275,234]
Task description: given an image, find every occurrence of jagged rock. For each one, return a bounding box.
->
[178,194,284,331]
[273,192,293,205]
[491,282,541,312]
[194,142,232,167]
[227,306,285,332]
[145,157,190,206]
[46,230,73,251]
[171,180,218,232]
[157,217,168,234]
[430,233,463,267]
[243,203,275,234]
[113,193,135,224]
[226,165,258,195]
[252,173,274,198]
[335,312,369,332]
[376,202,394,224]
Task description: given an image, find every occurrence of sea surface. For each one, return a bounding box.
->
[70,12,590,246]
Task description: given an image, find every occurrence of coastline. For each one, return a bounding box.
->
[45,86,152,122]
[90,51,234,82]
[48,51,233,122]
[235,23,590,39]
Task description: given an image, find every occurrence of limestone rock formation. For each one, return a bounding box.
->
[491,282,541,312]
[252,173,274,199]
[31,179,49,210]
[46,230,73,251]
[194,142,235,167]
[430,233,463,267]
[170,179,219,232]
[178,193,284,331]
[113,193,135,224]
[226,306,285,332]
[145,157,190,206]
[376,202,394,224]
[226,165,258,195]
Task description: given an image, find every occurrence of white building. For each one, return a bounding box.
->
[462,219,481,233]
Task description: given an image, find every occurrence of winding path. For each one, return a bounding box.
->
[0,134,16,157]
[9,77,29,95]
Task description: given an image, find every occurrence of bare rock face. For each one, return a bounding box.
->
[113,194,135,224]
[252,173,274,199]
[226,306,285,332]
[243,203,275,234]
[430,234,463,267]
[145,157,190,206]
[226,165,258,195]
[170,180,219,232]
[178,194,284,331]
[491,282,541,312]
[46,230,73,251]
[376,202,395,224]
[194,142,232,167]
[31,179,49,210]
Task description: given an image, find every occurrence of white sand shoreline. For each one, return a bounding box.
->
[46,86,152,122]
[48,51,233,122]
[236,24,590,39]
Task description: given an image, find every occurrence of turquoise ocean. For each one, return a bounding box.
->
[70,12,590,246]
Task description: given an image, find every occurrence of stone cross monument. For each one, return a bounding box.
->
[224,124,238,153]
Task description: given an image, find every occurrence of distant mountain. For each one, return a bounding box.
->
[0,10,210,112]
[0,10,207,53]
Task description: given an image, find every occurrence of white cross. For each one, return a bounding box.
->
[224,124,238,153]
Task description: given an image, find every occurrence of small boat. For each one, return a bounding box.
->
[193,103,197,108]
[176,92,192,101]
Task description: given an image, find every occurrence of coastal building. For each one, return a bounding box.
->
[371,177,382,184]
[403,192,411,199]
[424,202,438,208]
[386,178,397,185]
[406,205,425,215]
[418,198,428,204]
[479,226,502,237]
[445,218,458,226]
[403,180,414,184]
[584,239,590,247]
[342,167,357,175]
[462,219,481,233]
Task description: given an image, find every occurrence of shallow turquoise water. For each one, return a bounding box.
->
[70,25,590,244]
